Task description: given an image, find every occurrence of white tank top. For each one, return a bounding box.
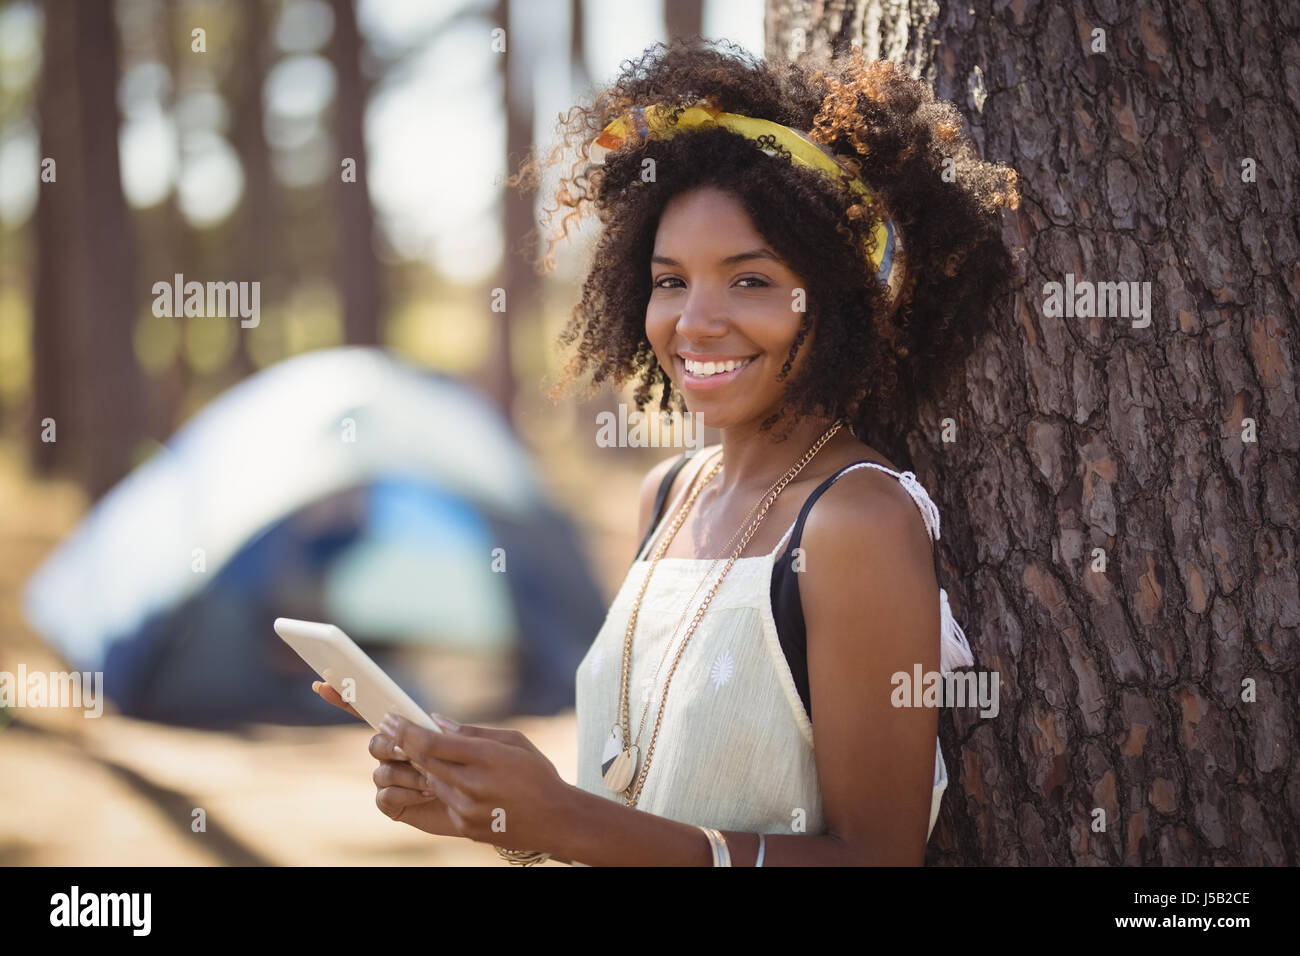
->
[573,446,973,855]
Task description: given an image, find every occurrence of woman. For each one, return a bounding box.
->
[316,38,1018,865]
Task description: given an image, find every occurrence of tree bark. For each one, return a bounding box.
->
[767,0,1298,864]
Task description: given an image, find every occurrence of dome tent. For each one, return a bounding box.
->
[23,347,606,725]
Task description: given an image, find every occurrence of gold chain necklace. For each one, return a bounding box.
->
[603,453,722,796]
[602,419,845,806]
[624,446,797,767]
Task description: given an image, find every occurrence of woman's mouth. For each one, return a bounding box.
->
[678,354,757,391]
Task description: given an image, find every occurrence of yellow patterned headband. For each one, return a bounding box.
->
[588,102,905,304]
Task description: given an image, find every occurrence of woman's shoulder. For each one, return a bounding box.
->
[795,465,941,632]
[801,444,939,562]
[798,437,905,498]
[829,434,900,473]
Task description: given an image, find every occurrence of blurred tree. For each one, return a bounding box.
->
[226,0,279,377]
[30,0,83,476]
[767,0,1298,865]
[482,0,538,424]
[73,0,148,498]
[328,0,382,346]
[664,0,703,41]
[152,0,200,430]
[569,0,588,94]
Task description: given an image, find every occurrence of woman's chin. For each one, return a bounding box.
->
[677,399,751,432]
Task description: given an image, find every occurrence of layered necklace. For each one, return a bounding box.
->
[603,418,845,807]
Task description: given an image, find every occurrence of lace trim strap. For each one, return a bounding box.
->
[831,462,941,542]
[830,463,973,674]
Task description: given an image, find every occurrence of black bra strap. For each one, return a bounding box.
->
[634,452,694,559]
[779,459,889,560]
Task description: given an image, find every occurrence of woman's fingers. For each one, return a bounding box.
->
[312,680,363,721]
[370,732,453,791]
[368,732,407,762]
[439,719,543,756]
[381,714,481,769]
[375,786,440,820]
[374,787,465,837]
[375,786,425,814]
[373,759,435,795]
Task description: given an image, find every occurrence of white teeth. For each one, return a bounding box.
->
[684,357,751,377]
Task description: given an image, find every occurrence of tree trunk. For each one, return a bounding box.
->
[482,0,536,425]
[329,0,383,346]
[570,0,589,93]
[226,0,279,378]
[665,0,704,41]
[156,0,199,430]
[73,0,148,499]
[30,0,83,476]
[767,0,1298,865]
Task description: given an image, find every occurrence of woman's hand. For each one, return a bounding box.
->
[379,712,576,855]
[312,680,458,835]
[311,680,363,721]
[312,681,573,859]
[368,730,463,837]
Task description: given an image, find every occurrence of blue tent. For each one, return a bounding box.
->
[23,347,607,726]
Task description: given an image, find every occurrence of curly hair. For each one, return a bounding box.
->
[512,37,1019,448]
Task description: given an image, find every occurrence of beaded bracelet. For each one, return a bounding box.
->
[495,846,551,866]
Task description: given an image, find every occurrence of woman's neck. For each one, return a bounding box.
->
[712,412,846,498]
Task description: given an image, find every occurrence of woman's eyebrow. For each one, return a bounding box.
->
[651,248,783,267]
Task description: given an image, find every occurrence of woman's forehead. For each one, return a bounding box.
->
[659,185,748,218]
[654,189,769,251]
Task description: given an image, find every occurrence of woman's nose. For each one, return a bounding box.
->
[675,286,729,337]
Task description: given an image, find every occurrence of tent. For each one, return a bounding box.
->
[22,347,607,725]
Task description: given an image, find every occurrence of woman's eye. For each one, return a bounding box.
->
[652,276,770,289]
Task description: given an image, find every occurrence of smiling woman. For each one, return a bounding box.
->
[321,36,1020,868]
[528,40,1018,443]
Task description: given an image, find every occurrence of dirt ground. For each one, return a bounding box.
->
[0,436,654,866]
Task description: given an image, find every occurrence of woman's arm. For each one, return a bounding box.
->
[556,787,858,865]
[795,467,943,865]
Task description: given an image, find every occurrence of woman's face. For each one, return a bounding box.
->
[646,186,813,431]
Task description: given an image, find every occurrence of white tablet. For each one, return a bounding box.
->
[274,618,441,734]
